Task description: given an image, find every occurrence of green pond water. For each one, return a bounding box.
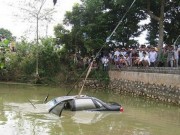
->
[0,83,179,135]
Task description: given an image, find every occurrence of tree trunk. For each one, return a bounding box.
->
[157,0,165,58]
[147,0,165,60]
[35,16,40,83]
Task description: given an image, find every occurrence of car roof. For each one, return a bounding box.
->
[46,95,95,106]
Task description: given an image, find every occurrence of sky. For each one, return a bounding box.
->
[0,0,147,44]
[0,0,81,41]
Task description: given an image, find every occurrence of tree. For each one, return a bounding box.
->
[144,0,180,46]
[54,24,72,52]
[164,0,180,45]
[62,0,146,55]
[105,0,146,46]
[15,0,55,82]
[55,0,180,52]
[146,0,165,57]
[0,28,13,41]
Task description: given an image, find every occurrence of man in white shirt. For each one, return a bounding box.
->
[134,47,144,67]
[174,46,179,67]
[101,56,109,71]
[138,47,144,60]
[149,47,157,67]
[114,48,120,57]
[138,51,150,67]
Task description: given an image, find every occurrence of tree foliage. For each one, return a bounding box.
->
[54,0,179,52]
[0,28,13,41]
[143,0,180,46]
[0,37,65,82]
[58,0,148,56]
[164,0,180,45]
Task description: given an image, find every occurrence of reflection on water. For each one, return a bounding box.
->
[71,111,121,124]
[0,83,180,135]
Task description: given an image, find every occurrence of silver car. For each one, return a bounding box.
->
[46,95,123,116]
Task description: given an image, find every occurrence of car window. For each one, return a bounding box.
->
[74,98,96,110]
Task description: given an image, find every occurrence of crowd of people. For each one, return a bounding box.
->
[74,44,180,71]
[100,45,180,70]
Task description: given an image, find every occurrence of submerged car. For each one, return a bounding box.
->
[46,95,123,116]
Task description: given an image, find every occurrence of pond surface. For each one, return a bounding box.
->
[0,83,180,135]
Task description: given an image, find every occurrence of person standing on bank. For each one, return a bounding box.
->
[174,46,179,67]
[102,56,109,71]
[149,47,157,67]
[167,46,175,67]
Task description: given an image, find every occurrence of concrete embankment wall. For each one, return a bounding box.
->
[109,70,180,105]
